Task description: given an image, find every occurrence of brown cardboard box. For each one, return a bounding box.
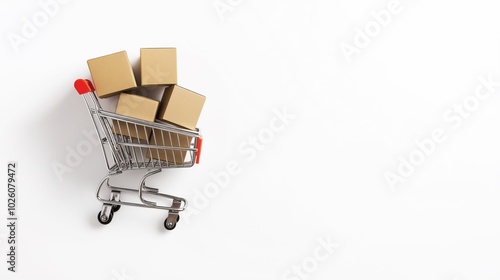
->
[157,85,206,130]
[147,129,193,164]
[112,93,159,141]
[140,48,177,86]
[87,51,137,98]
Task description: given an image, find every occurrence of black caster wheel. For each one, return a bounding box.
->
[97,211,113,225]
[164,218,177,230]
[177,215,180,222]
[112,204,121,212]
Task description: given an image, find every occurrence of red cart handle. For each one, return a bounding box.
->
[195,136,203,164]
[74,79,95,95]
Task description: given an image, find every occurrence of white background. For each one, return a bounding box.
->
[1,0,500,279]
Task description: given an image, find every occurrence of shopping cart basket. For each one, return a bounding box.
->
[74,79,203,230]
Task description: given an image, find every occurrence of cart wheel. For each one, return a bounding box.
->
[177,215,180,222]
[164,218,177,230]
[112,204,121,212]
[97,211,113,225]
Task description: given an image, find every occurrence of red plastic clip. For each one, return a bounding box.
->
[195,136,203,164]
[74,79,95,95]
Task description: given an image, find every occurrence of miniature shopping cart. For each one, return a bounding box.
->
[74,79,202,230]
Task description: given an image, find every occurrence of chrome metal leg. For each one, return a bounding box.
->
[138,169,162,206]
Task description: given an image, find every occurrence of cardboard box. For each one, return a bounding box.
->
[87,51,137,98]
[147,129,193,164]
[112,93,159,141]
[157,85,206,130]
[140,48,177,86]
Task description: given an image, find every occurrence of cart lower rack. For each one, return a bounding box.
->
[74,79,203,230]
